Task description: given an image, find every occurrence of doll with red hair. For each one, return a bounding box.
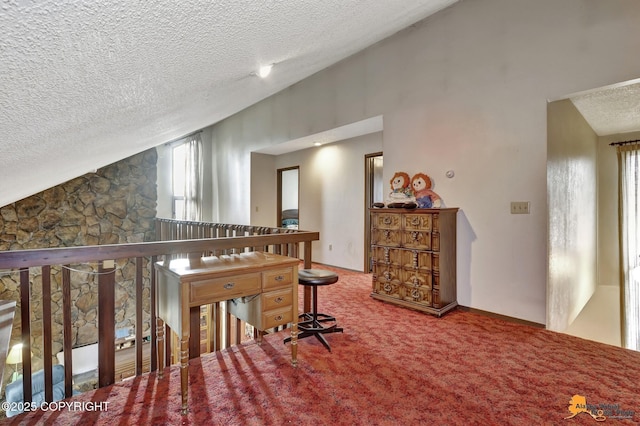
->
[411,173,441,208]
[387,171,414,200]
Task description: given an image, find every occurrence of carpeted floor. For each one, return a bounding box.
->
[4,266,639,425]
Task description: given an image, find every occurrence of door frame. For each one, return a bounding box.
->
[364,152,383,271]
[277,166,300,228]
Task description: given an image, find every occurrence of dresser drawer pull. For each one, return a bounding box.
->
[275,275,284,282]
[383,216,391,225]
[274,296,284,304]
[274,315,283,321]
[223,282,235,290]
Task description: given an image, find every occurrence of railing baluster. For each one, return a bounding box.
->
[225,302,231,348]
[42,265,53,402]
[189,306,200,358]
[135,257,143,376]
[62,265,73,397]
[214,302,221,351]
[165,324,172,366]
[235,318,242,345]
[98,261,116,387]
[20,268,32,403]
[304,241,313,312]
[150,255,157,371]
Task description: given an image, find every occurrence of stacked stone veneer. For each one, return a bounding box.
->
[0,148,157,372]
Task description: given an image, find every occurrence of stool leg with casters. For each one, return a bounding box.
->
[284,269,343,352]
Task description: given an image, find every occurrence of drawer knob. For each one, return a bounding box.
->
[383,216,391,225]
[274,296,284,303]
[274,315,283,321]
[275,275,284,281]
[223,282,235,289]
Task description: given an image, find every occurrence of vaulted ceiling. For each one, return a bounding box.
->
[0,0,459,207]
[1,1,638,209]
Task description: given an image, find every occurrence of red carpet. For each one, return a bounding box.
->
[4,266,639,425]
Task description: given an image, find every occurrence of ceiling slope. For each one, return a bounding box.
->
[0,0,458,207]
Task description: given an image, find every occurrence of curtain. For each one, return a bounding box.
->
[617,142,640,351]
[183,133,203,222]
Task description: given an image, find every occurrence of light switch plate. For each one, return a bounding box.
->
[510,201,530,214]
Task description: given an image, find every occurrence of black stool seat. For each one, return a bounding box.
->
[284,269,343,352]
[299,269,339,285]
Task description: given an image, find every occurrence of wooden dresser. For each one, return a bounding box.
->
[370,208,458,317]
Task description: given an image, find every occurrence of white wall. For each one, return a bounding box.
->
[250,152,277,226]
[206,0,640,325]
[283,134,382,270]
[547,99,598,331]
[250,134,383,271]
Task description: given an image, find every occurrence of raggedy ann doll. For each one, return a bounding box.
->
[388,172,413,201]
[411,173,442,208]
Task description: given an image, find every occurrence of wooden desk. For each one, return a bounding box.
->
[154,252,299,414]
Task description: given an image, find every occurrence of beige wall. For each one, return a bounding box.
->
[250,134,383,271]
[250,152,277,227]
[199,0,640,325]
[547,99,598,331]
[276,134,383,270]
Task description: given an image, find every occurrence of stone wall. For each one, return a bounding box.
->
[0,148,157,372]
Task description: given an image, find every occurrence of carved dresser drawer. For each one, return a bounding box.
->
[370,208,458,317]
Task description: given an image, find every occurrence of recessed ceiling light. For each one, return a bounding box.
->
[314,142,322,146]
[257,64,273,78]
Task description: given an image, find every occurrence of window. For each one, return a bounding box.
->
[171,133,203,221]
[172,143,186,220]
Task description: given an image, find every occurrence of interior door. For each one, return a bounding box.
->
[364,153,383,271]
[277,167,299,229]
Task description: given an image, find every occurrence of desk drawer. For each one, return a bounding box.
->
[190,273,261,304]
[263,288,292,311]
[262,306,293,329]
[263,267,294,290]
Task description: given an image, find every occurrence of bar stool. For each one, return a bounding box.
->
[284,269,343,352]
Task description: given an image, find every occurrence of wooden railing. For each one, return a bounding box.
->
[0,219,318,407]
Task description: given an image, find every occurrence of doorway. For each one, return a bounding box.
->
[364,152,383,271]
[277,166,299,229]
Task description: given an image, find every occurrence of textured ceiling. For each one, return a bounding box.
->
[0,0,458,207]
[570,80,640,137]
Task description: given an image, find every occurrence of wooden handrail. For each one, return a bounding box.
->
[0,232,318,269]
[0,220,318,413]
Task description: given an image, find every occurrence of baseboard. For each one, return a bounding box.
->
[457,305,545,329]
[303,261,365,274]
